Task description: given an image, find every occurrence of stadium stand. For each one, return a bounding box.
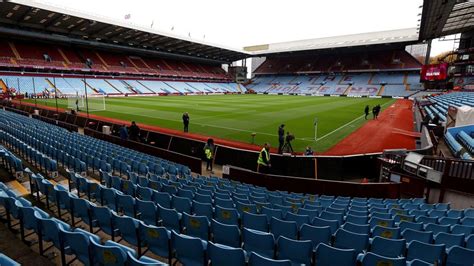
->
[0,39,229,80]
[247,49,423,97]
[1,109,474,265]
[0,74,242,96]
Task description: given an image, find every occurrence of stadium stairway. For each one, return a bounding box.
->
[377,85,385,96]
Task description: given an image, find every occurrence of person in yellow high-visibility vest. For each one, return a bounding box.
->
[203,138,215,173]
[257,143,271,173]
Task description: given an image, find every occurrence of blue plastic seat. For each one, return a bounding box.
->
[171,230,207,266]
[242,212,269,232]
[126,251,165,266]
[369,236,406,258]
[467,234,474,249]
[116,194,136,217]
[297,208,319,221]
[136,199,158,225]
[270,217,297,240]
[360,252,405,266]
[334,228,369,254]
[451,224,474,235]
[152,191,171,209]
[55,187,76,219]
[371,225,400,239]
[235,201,257,215]
[157,204,181,232]
[70,197,94,230]
[402,228,433,244]
[406,240,445,265]
[312,217,339,234]
[136,185,153,201]
[345,214,368,225]
[299,224,331,250]
[434,232,464,248]
[261,206,284,222]
[248,252,291,266]
[38,217,71,256]
[111,175,122,191]
[0,254,20,266]
[192,201,214,221]
[276,236,312,266]
[447,210,464,219]
[113,213,142,254]
[446,246,474,266]
[215,197,234,208]
[172,195,192,214]
[417,216,438,224]
[90,237,132,266]
[243,228,275,259]
[139,223,171,264]
[215,206,239,225]
[438,217,460,226]
[59,227,99,266]
[424,223,450,235]
[461,217,474,226]
[285,212,310,229]
[182,212,209,240]
[399,221,424,232]
[194,192,213,205]
[211,219,241,248]
[369,217,394,228]
[342,222,370,235]
[320,211,344,225]
[91,205,119,240]
[314,243,356,266]
[100,187,120,211]
[370,212,392,220]
[208,242,246,266]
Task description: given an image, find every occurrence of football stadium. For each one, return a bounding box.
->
[0,0,473,265]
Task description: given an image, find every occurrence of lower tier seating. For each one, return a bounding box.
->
[1,109,474,265]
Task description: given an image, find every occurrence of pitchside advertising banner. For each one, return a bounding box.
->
[421,63,448,82]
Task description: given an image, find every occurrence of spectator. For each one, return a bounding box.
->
[119,124,128,140]
[372,106,377,120]
[182,112,190,132]
[375,104,381,119]
[364,105,369,120]
[278,124,285,154]
[203,138,215,173]
[257,143,271,173]
[304,146,314,156]
[129,121,140,141]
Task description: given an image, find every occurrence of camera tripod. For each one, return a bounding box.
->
[282,141,294,153]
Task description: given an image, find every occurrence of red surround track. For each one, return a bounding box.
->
[15,99,418,156]
[324,99,418,155]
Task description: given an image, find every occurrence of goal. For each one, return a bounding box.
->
[66,92,105,112]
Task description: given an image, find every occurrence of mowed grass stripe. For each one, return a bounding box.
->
[27,95,394,152]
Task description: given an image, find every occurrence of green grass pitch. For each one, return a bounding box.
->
[27,95,394,152]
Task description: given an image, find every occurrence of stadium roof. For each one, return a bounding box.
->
[0,0,248,63]
[243,28,419,56]
[419,0,474,40]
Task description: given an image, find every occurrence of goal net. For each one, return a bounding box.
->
[65,92,105,112]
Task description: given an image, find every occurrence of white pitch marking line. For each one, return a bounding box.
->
[315,100,394,142]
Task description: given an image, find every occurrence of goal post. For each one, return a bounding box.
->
[86,94,106,112]
[64,91,105,112]
[66,92,85,111]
